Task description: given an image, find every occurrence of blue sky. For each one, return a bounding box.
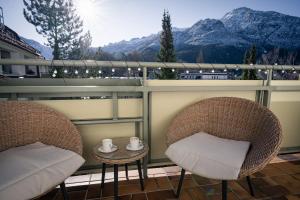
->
[0,0,300,47]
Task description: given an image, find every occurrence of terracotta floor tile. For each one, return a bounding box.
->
[228,181,252,200]
[261,176,280,186]
[119,183,142,196]
[271,175,300,194]
[37,189,58,200]
[131,193,147,200]
[169,175,198,190]
[67,184,89,192]
[209,192,240,200]
[155,177,173,190]
[163,187,238,200]
[35,159,300,200]
[118,179,140,186]
[236,178,269,198]
[200,184,222,195]
[293,161,300,165]
[259,185,290,197]
[186,187,208,200]
[101,182,115,198]
[144,178,159,192]
[86,184,101,199]
[146,190,176,200]
[292,173,300,181]
[192,175,220,186]
[273,162,300,174]
[178,189,193,200]
[285,194,300,200]
[100,194,131,200]
[254,165,287,177]
[54,190,87,200]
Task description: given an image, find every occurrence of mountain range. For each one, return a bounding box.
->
[23,7,300,63]
[102,7,300,63]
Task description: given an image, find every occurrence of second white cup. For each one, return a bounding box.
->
[130,137,140,150]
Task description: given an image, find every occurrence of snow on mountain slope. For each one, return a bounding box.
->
[103,7,300,54]
[221,7,300,48]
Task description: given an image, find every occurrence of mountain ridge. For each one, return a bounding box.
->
[22,7,300,63]
[102,7,300,61]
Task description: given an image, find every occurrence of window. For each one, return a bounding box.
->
[25,65,36,75]
[1,50,12,74]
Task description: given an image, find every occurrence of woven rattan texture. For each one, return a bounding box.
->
[166,97,282,178]
[0,101,83,155]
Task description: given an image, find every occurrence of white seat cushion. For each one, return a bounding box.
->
[0,142,85,200]
[165,132,250,180]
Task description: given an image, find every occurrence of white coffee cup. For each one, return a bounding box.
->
[102,138,113,152]
[130,137,141,150]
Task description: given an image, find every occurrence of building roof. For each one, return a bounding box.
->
[0,25,42,57]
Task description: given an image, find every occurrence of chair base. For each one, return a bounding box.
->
[175,168,186,198]
[246,176,255,196]
[60,182,69,200]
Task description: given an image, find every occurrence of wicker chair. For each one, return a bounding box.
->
[166,97,282,199]
[0,101,84,200]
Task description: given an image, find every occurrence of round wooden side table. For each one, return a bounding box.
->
[93,137,149,200]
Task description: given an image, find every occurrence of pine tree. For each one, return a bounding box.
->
[242,45,257,80]
[157,10,176,79]
[69,31,93,60]
[23,0,83,59]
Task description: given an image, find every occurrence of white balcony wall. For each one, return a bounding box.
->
[270,81,300,149]
[30,80,300,166]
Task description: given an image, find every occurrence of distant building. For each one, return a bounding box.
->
[180,72,228,80]
[0,7,45,78]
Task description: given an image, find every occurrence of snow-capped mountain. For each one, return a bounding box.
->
[221,7,300,48]
[20,7,300,63]
[20,37,53,59]
[103,34,160,54]
[102,7,300,55]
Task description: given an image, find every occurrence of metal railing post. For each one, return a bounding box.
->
[142,67,147,86]
[262,69,272,108]
[142,91,149,177]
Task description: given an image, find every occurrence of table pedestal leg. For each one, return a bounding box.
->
[114,164,119,200]
[101,163,106,190]
[125,163,129,180]
[137,160,144,191]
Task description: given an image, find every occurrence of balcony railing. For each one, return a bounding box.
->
[1,59,300,175]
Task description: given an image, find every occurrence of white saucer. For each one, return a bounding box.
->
[126,143,144,151]
[98,145,118,153]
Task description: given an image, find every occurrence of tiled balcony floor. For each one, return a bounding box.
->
[37,155,300,200]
